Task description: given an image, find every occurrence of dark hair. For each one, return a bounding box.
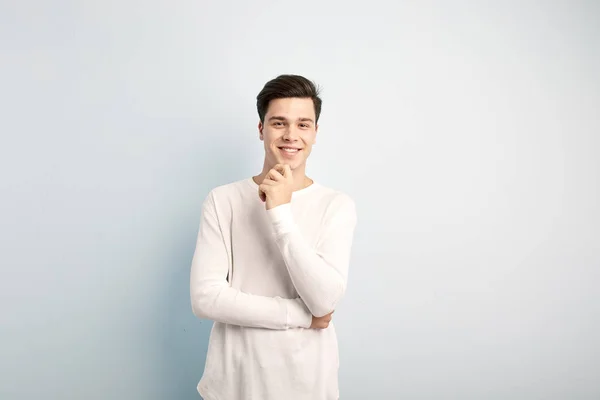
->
[256,74,322,123]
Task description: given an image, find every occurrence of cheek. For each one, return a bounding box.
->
[263,130,281,145]
[304,133,317,145]
[261,133,273,146]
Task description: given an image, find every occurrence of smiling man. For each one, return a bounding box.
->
[190,74,357,400]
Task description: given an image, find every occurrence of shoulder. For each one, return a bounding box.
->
[201,178,253,212]
[313,183,355,205]
[206,178,252,199]
[312,184,357,219]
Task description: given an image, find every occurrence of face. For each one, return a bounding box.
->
[259,97,318,171]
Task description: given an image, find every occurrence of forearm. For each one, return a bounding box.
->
[272,229,345,317]
[267,199,357,318]
[190,279,311,329]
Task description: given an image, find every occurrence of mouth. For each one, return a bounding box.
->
[277,146,302,156]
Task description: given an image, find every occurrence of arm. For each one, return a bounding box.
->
[266,194,357,318]
[190,191,312,330]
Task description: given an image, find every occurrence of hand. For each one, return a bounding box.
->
[310,311,334,329]
[258,164,294,210]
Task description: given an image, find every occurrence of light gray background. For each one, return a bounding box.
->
[1,1,599,399]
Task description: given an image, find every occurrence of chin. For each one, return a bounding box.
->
[269,151,305,170]
[282,159,302,168]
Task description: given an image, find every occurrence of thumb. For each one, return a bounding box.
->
[258,186,267,201]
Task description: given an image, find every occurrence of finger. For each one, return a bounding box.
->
[277,164,289,176]
[274,164,285,174]
[258,184,272,194]
[268,168,285,181]
[261,178,278,186]
[283,164,292,178]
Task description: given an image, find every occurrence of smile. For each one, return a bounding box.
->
[278,147,301,156]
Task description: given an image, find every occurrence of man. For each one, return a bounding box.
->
[190,74,357,400]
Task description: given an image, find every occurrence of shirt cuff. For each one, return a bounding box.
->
[266,203,296,235]
[286,298,313,329]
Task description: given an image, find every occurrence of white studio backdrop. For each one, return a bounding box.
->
[1,1,598,399]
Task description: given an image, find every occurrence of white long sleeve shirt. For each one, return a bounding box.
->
[190,177,357,400]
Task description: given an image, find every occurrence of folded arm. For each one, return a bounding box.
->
[190,191,312,330]
[267,194,357,317]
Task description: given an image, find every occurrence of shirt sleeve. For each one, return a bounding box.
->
[266,193,357,318]
[190,191,313,330]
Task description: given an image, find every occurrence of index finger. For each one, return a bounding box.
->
[283,164,292,178]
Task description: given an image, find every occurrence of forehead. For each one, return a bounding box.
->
[265,97,315,120]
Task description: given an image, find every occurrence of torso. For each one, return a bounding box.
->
[197,178,344,400]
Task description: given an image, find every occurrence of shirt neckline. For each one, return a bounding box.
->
[246,177,319,198]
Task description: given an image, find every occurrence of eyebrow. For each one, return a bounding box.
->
[268,116,315,124]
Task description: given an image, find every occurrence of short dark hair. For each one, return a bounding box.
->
[256,74,322,123]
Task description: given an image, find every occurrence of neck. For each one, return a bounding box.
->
[254,161,312,191]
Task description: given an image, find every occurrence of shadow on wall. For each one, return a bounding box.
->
[156,135,252,399]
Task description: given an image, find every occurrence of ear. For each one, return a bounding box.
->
[314,123,319,144]
[258,121,264,140]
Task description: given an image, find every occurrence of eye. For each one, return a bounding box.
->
[273,121,284,127]
[299,123,310,128]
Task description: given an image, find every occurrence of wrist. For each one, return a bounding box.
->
[266,203,295,235]
[286,297,312,329]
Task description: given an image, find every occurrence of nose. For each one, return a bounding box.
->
[282,126,299,141]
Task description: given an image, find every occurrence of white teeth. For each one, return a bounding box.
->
[281,148,299,153]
